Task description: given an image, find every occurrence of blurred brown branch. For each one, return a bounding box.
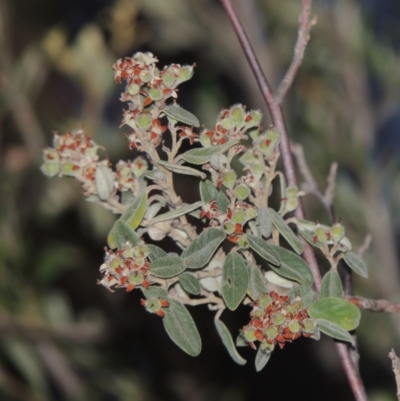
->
[347,296,400,313]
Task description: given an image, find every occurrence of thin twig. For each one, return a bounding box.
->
[389,349,400,401]
[347,296,400,313]
[276,0,315,103]
[219,1,367,399]
[358,234,372,257]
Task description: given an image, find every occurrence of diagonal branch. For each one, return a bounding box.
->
[219,1,367,400]
[276,0,315,103]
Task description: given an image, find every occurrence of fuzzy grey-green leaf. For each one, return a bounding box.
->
[155,160,206,179]
[200,180,229,213]
[113,220,141,249]
[247,264,267,300]
[321,271,343,298]
[308,297,361,331]
[257,207,272,238]
[215,319,246,365]
[182,140,239,165]
[222,253,249,311]
[143,286,169,299]
[247,234,280,266]
[151,201,203,224]
[179,273,201,295]
[163,299,201,356]
[255,348,272,372]
[164,105,200,127]
[344,252,368,278]
[316,319,355,345]
[181,228,225,269]
[266,208,303,254]
[269,246,314,286]
[150,256,185,278]
[147,244,168,262]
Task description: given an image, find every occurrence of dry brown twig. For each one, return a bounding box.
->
[389,349,400,401]
[276,0,317,103]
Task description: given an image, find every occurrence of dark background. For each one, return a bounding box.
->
[1,0,400,400]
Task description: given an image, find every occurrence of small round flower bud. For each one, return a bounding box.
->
[235,184,250,201]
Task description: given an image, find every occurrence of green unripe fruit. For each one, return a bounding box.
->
[303,318,317,333]
[237,234,249,249]
[145,298,162,313]
[235,184,250,201]
[149,87,163,101]
[110,257,122,271]
[232,210,246,225]
[286,186,299,199]
[40,162,60,177]
[221,170,236,189]
[245,206,257,220]
[128,83,140,96]
[242,327,257,342]
[230,105,245,125]
[139,70,151,83]
[259,293,273,308]
[61,161,79,176]
[162,68,176,88]
[136,113,152,130]
[133,244,150,258]
[260,341,275,353]
[271,312,286,326]
[313,226,328,244]
[128,271,145,285]
[246,110,262,129]
[199,132,212,148]
[331,223,345,242]
[288,320,301,333]
[285,198,299,212]
[223,221,236,235]
[177,65,193,82]
[265,325,278,339]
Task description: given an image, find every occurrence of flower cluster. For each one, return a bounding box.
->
[115,157,148,192]
[241,291,319,353]
[98,243,151,292]
[113,52,194,151]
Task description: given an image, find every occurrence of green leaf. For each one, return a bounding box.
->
[163,299,202,356]
[222,253,249,311]
[182,140,239,165]
[200,180,229,213]
[156,160,206,179]
[179,273,201,295]
[255,347,272,372]
[288,285,316,308]
[113,220,141,248]
[266,208,303,254]
[321,271,343,298]
[150,256,185,278]
[308,297,361,331]
[236,334,247,347]
[257,207,272,238]
[181,228,225,269]
[269,246,314,286]
[247,234,280,266]
[164,105,200,127]
[215,319,246,365]
[142,286,169,299]
[151,201,203,224]
[147,244,168,262]
[247,264,267,300]
[316,319,355,346]
[344,252,368,278]
[108,192,147,248]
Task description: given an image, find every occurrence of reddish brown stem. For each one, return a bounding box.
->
[348,296,400,313]
[219,1,367,400]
